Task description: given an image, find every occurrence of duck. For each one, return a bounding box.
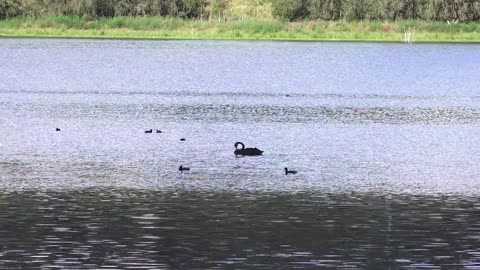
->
[56,128,61,131]
[234,142,263,156]
[156,129,162,133]
[145,129,153,133]
[179,165,190,172]
[285,167,297,175]
[180,138,186,141]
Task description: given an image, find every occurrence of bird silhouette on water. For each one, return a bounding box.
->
[234,142,263,156]
[156,129,162,133]
[180,138,186,141]
[179,165,190,173]
[145,129,153,133]
[285,168,297,175]
[56,128,61,131]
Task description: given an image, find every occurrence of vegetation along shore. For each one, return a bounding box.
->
[1,0,480,42]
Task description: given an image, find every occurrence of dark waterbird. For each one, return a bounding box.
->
[180,138,186,141]
[285,168,297,175]
[234,142,263,156]
[145,129,153,133]
[55,128,61,131]
[179,165,190,172]
[156,129,162,133]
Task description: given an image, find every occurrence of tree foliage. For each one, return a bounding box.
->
[272,0,480,21]
[0,0,19,19]
[0,0,208,18]
[1,0,480,21]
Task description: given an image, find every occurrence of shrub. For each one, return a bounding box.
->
[271,0,309,21]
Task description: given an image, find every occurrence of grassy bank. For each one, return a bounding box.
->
[1,16,480,42]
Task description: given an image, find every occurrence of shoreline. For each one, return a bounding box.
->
[2,32,479,44]
[1,17,480,43]
[2,35,480,44]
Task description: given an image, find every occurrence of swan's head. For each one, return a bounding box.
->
[234,142,245,150]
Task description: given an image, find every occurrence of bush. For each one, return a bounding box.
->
[272,0,309,21]
[307,0,342,20]
[211,0,228,20]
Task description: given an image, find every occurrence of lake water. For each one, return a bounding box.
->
[1,39,480,269]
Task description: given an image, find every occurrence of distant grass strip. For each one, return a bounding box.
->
[1,16,480,42]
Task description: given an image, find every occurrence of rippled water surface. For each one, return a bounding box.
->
[2,190,480,269]
[1,39,480,269]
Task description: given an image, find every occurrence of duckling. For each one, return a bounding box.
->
[285,168,297,175]
[179,165,190,173]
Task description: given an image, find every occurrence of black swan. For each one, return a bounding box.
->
[145,129,153,133]
[179,165,190,172]
[234,142,263,156]
[285,168,297,175]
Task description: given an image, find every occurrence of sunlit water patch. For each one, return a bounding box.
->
[1,40,480,194]
[2,90,480,194]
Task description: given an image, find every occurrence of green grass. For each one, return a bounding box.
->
[1,16,480,42]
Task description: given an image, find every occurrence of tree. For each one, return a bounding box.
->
[0,0,20,19]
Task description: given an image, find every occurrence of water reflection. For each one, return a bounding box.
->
[1,190,480,269]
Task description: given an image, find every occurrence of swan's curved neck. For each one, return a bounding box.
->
[235,142,245,150]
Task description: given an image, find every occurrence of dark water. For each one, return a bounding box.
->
[2,190,480,269]
[1,39,480,268]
